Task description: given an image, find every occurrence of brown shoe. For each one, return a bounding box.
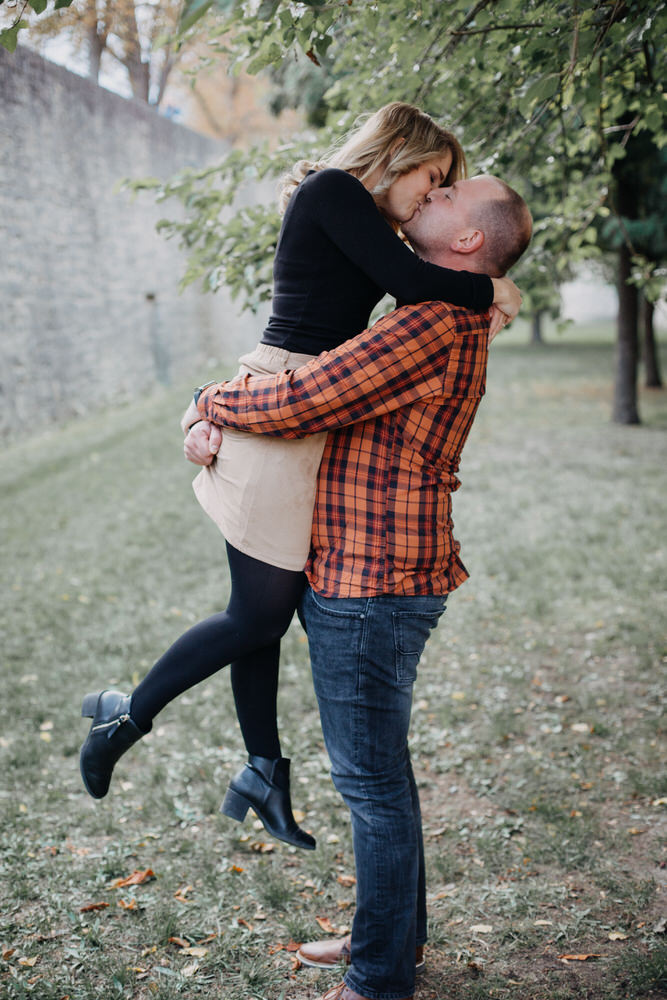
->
[320,984,413,1000]
[298,934,424,971]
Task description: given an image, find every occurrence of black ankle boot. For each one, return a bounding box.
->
[221,755,316,851]
[79,690,146,799]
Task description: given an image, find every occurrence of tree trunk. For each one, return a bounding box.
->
[87,26,105,81]
[530,310,544,344]
[127,56,150,102]
[642,295,663,388]
[612,241,640,423]
[125,3,150,103]
[612,171,641,425]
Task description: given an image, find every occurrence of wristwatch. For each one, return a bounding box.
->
[193,380,216,405]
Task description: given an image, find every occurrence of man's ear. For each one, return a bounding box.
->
[451,229,484,254]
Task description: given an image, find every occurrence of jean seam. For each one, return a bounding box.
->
[310,591,368,618]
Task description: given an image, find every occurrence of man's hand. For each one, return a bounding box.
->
[184,421,222,466]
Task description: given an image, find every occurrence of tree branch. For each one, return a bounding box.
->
[450,22,544,36]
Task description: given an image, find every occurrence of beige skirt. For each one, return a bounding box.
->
[192,343,327,571]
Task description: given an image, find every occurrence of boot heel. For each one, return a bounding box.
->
[81,693,100,718]
[221,787,250,822]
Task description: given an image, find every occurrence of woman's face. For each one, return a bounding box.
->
[377,152,453,224]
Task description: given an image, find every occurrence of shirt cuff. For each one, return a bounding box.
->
[197,384,218,421]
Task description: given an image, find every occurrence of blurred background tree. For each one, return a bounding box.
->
[2,0,181,100]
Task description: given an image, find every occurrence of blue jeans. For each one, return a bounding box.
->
[299,587,447,999]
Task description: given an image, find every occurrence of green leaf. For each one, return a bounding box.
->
[28,0,48,12]
[53,0,75,7]
[0,20,28,52]
[246,40,282,74]
[257,0,279,20]
[179,0,214,34]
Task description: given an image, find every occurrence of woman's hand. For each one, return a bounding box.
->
[491,276,522,322]
[184,421,222,466]
[487,304,510,342]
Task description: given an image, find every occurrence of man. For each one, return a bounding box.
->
[184,176,532,1000]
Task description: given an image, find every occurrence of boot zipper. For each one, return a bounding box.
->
[91,713,130,734]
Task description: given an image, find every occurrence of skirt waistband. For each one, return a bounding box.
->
[240,343,318,370]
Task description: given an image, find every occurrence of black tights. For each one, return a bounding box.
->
[130,543,306,759]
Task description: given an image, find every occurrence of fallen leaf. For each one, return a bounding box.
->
[290,955,302,972]
[168,937,190,949]
[112,868,155,888]
[293,809,306,823]
[174,884,193,901]
[182,946,208,958]
[286,940,301,952]
[337,874,356,887]
[570,723,590,733]
[40,721,54,731]
[558,953,603,962]
[316,916,337,934]
[628,828,646,836]
[608,932,628,941]
[250,841,275,853]
[181,961,199,977]
[652,797,667,807]
[79,902,110,913]
[237,918,254,931]
[2,949,15,960]
[653,917,666,935]
[118,898,138,910]
[196,934,217,945]
[534,920,553,926]
[18,957,39,967]
[230,865,244,874]
[470,924,493,934]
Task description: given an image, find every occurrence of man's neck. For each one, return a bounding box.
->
[421,249,482,275]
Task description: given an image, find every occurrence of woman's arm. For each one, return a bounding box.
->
[305,170,496,312]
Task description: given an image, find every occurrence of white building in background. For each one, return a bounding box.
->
[561,266,666,329]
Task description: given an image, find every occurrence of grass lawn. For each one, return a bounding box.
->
[1,325,665,1000]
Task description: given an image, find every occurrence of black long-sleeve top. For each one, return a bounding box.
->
[261,168,494,355]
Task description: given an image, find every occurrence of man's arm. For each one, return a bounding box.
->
[197,303,461,438]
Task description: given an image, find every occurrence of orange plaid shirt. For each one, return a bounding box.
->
[198,301,489,597]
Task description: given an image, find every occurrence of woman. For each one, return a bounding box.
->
[79,103,520,850]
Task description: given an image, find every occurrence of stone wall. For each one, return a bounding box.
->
[0,47,266,436]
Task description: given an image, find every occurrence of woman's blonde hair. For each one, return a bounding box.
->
[279,102,467,217]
